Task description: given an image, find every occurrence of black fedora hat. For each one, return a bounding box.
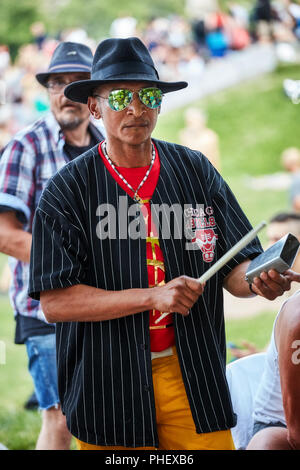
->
[64,37,188,104]
[36,41,93,87]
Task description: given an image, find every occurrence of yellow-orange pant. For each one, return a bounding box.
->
[76,348,235,450]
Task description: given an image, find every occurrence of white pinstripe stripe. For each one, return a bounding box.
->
[46,182,88,239]
[66,165,87,211]
[132,314,147,446]
[124,315,136,446]
[64,228,75,280]
[30,213,36,293]
[57,226,65,288]
[141,311,156,445]
[74,323,80,440]
[90,322,98,445]
[38,199,83,235]
[55,171,84,206]
[63,322,82,438]
[109,321,117,443]
[82,340,89,443]
[64,320,73,406]
[117,319,126,446]
[208,170,216,193]
[40,214,45,290]
[115,188,126,446]
[100,321,107,445]
[49,218,55,289]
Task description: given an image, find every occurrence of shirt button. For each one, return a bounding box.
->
[144,384,150,392]
[140,343,147,350]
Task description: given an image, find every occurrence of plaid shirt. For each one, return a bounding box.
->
[0,112,104,322]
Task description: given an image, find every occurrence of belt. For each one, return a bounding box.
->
[151,346,174,361]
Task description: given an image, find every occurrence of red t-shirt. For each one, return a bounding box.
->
[98,142,175,352]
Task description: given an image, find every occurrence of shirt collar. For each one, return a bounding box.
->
[44,112,64,145]
[44,112,104,145]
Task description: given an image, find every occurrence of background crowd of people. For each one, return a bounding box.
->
[1,0,300,150]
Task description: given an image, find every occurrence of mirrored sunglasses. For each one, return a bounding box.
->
[95,87,163,111]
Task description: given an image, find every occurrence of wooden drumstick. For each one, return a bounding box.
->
[155,221,266,324]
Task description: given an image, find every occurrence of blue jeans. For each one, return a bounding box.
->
[25,334,60,410]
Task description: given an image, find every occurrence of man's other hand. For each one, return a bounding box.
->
[251,269,300,300]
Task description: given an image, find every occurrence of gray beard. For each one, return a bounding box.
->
[58,116,84,131]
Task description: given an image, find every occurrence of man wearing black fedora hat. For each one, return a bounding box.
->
[29,37,297,450]
[0,41,104,450]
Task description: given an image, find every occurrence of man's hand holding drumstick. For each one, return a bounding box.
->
[153,222,300,324]
[151,275,206,318]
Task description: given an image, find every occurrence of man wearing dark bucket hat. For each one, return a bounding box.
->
[0,41,104,449]
[29,37,298,450]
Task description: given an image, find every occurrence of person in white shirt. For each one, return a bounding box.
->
[247,290,300,450]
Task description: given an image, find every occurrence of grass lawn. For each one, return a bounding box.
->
[0,296,79,450]
[0,296,40,450]
[226,310,277,362]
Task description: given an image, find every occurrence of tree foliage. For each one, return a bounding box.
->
[0,0,41,57]
[45,0,185,40]
[0,0,254,58]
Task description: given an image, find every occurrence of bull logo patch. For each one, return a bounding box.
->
[185,205,218,262]
[192,228,218,262]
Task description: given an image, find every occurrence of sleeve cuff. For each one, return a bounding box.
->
[220,247,263,279]
[0,193,31,223]
[28,277,82,301]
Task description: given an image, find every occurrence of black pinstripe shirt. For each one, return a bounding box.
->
[28,139,263,447]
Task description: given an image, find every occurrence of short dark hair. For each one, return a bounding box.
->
[269,212,300,224]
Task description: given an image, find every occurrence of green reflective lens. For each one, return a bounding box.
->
[139,88,162,109]
[107,87,163,111]
[108,89,133,111]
